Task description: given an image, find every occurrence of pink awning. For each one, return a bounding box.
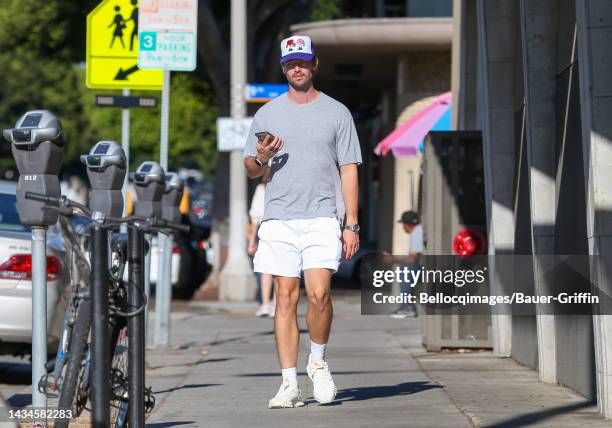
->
[374,92,451,157]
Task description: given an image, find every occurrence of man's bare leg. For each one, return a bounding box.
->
[268,275,304,409]
[274,276,301,368]
[304,268,333,344]
[303,268,336,403]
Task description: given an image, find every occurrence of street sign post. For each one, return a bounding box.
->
[217,117,254,151]
[138,0,198,348]
[245,83,289,103]
[86,0,163,90]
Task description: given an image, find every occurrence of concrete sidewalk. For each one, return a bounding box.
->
[144,292,609,427]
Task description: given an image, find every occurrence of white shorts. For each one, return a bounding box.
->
[254,217,342,278]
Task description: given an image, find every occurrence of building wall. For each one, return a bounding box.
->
[455,0,604,407]
[551,0,595,400]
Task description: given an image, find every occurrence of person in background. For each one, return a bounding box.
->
[249,170,275,317]
[387,211,423,318]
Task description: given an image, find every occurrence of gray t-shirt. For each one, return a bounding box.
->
[243,92,362,222]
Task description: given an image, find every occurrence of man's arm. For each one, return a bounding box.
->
[340,163,359,259]
[247,222,259,256]
[244,157,266,179]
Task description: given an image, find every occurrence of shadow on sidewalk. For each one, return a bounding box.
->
[154,383,222,394]
[482,401,595,428]
[148,357,237,370]
[6,393,31,408]
[146,421,194,427]
[336,381,442,402]
[237,370,420,377]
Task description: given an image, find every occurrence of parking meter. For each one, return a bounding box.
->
[3,110,64,225]
[80,140,126,217]
[132,161,165,218]
[162,172,184,224]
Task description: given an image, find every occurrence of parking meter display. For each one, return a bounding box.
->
[21,113,43,128]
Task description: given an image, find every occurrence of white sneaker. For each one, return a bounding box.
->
[268,379,304,409]
[268,304,275,318]
[256,304,270,317]
[307,359,337,404]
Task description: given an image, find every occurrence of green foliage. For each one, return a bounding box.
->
[309,0,341,21]
[0,0,218,179]
[86,74,218,178]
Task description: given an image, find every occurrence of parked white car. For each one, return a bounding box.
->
[0,181,86,356]
[149,235,180,286]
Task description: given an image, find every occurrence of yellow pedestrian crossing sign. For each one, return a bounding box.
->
[87,0,163,90]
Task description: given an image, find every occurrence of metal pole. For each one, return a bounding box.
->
[160,70,170,171]
[220,0,257,301]
[154,233,167,347]
[161,235,173,345]
[157,69,172,344]
[31,226,47,427]
[144,234,152,346]
[128,226,145,427]
[121,88,130,233]
[91,225,110,427]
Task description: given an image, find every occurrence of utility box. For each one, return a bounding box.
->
[420,131,492,350]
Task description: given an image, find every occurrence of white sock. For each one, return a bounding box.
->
[281,367,298,385]
[309,340,326,362]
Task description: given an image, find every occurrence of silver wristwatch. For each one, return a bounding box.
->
[345,224,360,233]
[254,157,264,168]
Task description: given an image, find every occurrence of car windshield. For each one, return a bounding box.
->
[0,193,29,232]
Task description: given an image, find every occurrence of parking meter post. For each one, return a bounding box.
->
[91,225,110,427]
[162,235,173,345]
[154,233,167,347]
[128,226,145,428]
[80,140,126,424]
[3,110,64,426]
[129,161,165,421]
[144,234,152,346]
[31,226,47,422]
[157,172,184,347]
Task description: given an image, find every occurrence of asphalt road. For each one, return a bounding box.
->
[0,356,32,407]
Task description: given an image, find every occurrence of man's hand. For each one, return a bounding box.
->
[342,228,359,260]
[256,135,284,163]
[247,239,258,256]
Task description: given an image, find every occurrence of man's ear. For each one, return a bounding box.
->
[313,57,319,73]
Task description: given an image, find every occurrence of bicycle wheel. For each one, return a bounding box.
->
[55,298,91,428]
[109,320,129,428]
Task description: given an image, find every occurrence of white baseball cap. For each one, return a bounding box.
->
[280,35,316,64]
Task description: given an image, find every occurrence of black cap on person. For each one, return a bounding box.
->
[398,211,419,225]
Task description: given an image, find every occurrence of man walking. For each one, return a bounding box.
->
[243,35,362,408]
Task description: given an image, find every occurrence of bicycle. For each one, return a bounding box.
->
[30,192,186,427]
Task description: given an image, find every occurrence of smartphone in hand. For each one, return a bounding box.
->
[255,131,274,141]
